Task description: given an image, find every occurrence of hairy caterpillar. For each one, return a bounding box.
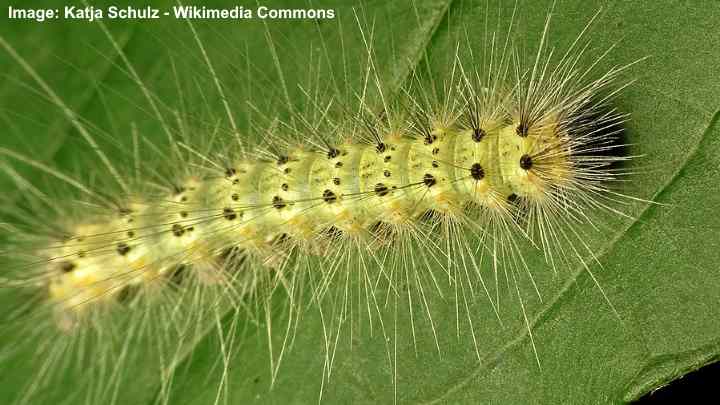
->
[1,1,719,404]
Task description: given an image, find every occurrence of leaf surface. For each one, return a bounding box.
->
[1,1,719,404]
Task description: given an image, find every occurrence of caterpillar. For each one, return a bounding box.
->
[1,1,719,404]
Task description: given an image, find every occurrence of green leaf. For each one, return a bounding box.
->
[1,0,719,404]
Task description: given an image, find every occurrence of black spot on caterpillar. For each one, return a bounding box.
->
[470,163,485,180]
